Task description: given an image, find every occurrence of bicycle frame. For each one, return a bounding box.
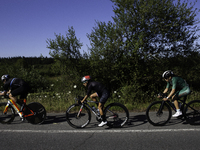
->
[159,96,190,114]
[78,100,100,118]
[3,99,35,118]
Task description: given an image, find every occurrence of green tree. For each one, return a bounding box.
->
[87,0,200,100]
[46,26,83,59]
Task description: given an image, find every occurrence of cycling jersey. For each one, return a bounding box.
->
[3,78,30,99]
[166,76,187,90]
[86,81,110,103]
[166,76,191,98]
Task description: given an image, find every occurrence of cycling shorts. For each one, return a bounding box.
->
[175,86,191,98]
[99,89,110,104]
[11,86,29,99]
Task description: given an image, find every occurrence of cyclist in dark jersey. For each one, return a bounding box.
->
[81,75,110,127]
[160,71,191,117]
[0,74,30,111]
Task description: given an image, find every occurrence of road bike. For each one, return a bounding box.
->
[66,96,129,128]
[0,95,46,124]
[146,93,200,126]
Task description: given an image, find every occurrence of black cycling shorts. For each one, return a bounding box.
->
[11,86,29,99]
[99,89,110,104]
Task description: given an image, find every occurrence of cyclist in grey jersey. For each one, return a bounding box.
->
[160,70,191,117]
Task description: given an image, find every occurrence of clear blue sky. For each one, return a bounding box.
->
[0,0,114,57]
[0,0,200,58]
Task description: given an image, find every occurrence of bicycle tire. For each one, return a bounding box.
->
[66,104,91,128]
[104,103,129,128]
[0,102,15,124]
[25,102,46,124]
[184,100,200,125]
[146,101,172,126]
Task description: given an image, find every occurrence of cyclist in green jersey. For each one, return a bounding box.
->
[160,70,191,117]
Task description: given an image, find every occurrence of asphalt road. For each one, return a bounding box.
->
[0,112,200,150]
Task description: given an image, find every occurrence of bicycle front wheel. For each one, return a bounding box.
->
[146,101,171,126]
[184,100,200,125]
[0,103,15,124]
[25,102,46,124]
[104,103,129,128]
[66,104,91,128]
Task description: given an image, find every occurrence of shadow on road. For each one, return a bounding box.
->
[42,112,194,128]
[43,113,66,124]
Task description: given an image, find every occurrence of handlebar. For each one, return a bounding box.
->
[75,96,85,105]
[158,93,167,98]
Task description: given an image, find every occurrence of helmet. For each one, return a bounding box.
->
[162,70,173,79]
[1,74,10,81]
[81,75,91,83]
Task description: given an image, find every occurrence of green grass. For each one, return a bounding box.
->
[2,90,199,113]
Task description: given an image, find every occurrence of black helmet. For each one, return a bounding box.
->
[162,70,174,79]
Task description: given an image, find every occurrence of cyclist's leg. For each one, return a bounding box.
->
[172,86,191,117]
[98,90,110,126]
[11,86,28,111]
[90,93,99,106]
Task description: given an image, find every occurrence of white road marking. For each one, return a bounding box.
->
[0,129,200,133]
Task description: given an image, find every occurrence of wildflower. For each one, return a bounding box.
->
[114,91,117,94]
[74,85,77,88]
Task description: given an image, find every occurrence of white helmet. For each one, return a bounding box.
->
[1,74,10,81]
[162,70,174,79]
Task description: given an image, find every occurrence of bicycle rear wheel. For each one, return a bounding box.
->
[0,103,15,124]
[66,104,91,128]
[25,102,46,124]
[146,101,171,126]
[184,100,200,125]
[104,103,129,128]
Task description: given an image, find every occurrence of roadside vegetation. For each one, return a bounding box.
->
[1,0,200,112]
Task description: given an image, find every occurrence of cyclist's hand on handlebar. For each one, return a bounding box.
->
[162,97,168,101]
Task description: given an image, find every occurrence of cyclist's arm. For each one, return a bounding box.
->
[163,89,176,101]
[163,88,168,94]
[0,91,6,96]
[158,88,168,98]
[81,95,88,103]
[167,89,176,99]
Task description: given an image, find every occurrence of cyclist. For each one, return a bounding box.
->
[160,70,191,117]
[81,75,110,127]
[0,74,30,111]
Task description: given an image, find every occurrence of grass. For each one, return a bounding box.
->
[1,90,200,113]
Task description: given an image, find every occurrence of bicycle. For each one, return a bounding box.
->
[146,93,200,126]
[0,95,46,124]
[66,96,129,128]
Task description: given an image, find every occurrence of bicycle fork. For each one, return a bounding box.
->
[4,100,23,118]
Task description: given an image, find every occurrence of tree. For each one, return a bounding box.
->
[46,26,84,76]
[46,26,83,59]
[87,0,200,96]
